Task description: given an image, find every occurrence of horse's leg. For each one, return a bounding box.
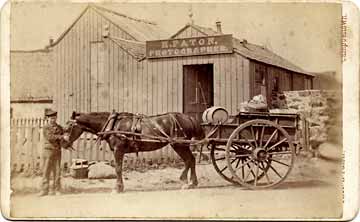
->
[183,145,198,188]
[172,144,198,189]
[111,139,125,193]
[171,144,190,184]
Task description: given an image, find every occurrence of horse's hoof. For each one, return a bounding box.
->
[181,183,197,189]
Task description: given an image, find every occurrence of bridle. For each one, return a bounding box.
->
[66,119,98,136]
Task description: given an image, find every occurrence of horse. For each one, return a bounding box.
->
[65,111,205,193]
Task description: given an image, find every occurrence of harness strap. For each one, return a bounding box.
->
[148,118,171,140]
[169,113,188,138]
[131,114,143,156]
[96,111,118,143]
[131,114,142,133]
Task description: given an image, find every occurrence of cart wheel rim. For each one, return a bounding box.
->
[210,143,241,185]
[225,119,295,189]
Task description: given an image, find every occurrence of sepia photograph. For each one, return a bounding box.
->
[2,0,355,219]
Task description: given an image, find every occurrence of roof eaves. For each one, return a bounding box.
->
[190,24,219,36]
[170,24,191,39]
[51,5,90,47]
[233,48,313,76]
[11,48,51,53]
[108,37,145,61]
[10,97,53,103]
[91,6,139,41]
[110,36,146,45]
[189,24,211,36]
[92,5,157,25]
[171,23,220,39]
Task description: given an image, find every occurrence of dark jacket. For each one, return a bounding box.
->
[43,122,64,150]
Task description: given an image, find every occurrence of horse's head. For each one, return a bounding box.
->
[65,111,111,142]
[63,119,85,146]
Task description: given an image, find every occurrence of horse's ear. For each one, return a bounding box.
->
[71,111,77,120]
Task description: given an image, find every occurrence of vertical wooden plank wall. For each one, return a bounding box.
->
[53,7,137,124]
[124,53,249,116]
[293,73,305,90]
[242,57,251,101]
[52,7,140,166]
[100,34,252,117]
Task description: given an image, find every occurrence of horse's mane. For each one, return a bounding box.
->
[87,112,110,117]
[75,112,135,123]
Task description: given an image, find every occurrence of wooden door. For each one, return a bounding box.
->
[90,42,108,112]
[183,64,214,122]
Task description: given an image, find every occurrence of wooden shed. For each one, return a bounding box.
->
[52,5,314,123]
[50,5,168,123]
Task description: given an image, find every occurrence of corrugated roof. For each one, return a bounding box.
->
[92,5,169,41]
[180,24,313,76]
[109,37,146,60]
[191,24,219,36]
[51,5,169,47]
[232,38,313,76]
[170,23,219,39]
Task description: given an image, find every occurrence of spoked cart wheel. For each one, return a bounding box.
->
[210,143,239,185]
[225,119,295,189]
[210,142,270,185]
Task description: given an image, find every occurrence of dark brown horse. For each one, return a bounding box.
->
[65,111,205,193]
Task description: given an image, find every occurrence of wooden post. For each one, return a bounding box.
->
[10,119,18,173]
[84,135,90,161]
[86,133,92,161]
[37,118,44,170]
[102,140,106,161]
[24,119,31,174]
[30,118,36,174]
[143,150,150,166]
[80,134,86,161]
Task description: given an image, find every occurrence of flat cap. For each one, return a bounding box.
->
[45,108,57,117]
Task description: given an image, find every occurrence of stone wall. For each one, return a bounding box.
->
[272,90,342,151]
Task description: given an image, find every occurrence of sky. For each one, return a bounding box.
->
[10,1,342,78]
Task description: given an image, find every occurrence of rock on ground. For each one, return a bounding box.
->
[88,162,117,179]
[318,142,342,161]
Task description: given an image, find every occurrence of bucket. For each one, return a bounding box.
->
[202,106,229,124]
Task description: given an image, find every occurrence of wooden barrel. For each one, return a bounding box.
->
[202,107,229,124]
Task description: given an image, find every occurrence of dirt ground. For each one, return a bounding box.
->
[10,151,342,195]
[8,151,344,219]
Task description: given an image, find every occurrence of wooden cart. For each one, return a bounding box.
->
[202,111,303,189]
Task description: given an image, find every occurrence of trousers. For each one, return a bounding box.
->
[41,149,61,193]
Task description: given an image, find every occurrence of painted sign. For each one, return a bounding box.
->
[146,34,233,58]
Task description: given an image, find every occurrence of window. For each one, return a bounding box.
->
[273,77,279,91]
[255,64,266,85]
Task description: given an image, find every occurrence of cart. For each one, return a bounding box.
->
[202,111,302,189]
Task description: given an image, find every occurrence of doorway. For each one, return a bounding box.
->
[183,64,214,122]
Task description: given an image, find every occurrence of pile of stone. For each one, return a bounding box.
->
[271,90,342,152]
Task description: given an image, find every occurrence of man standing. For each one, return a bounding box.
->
[38,108,69,196]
